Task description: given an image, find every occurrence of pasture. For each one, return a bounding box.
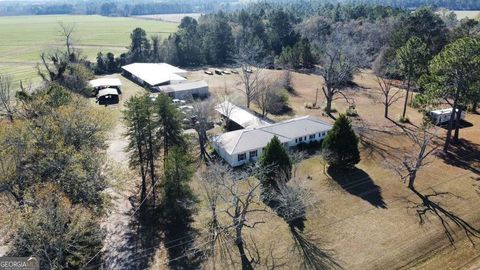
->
[0,15,178,85]
[453,10,480,20]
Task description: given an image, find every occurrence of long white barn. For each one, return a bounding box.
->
[212,116,332,167]
[121,63,188,88]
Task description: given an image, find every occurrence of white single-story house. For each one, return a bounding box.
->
[156,80,209,99]
[89,77,122,94]
[215,101,271,129]
[429,108,465,124]
[212,116,332,167]
[121,63,188,88]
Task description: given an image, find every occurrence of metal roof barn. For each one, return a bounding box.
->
[121,63,188,88]
[89,78,122,89]
[215,101,271,129]
[157,80,209,99]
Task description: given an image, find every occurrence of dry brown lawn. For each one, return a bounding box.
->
[182,68,480,270]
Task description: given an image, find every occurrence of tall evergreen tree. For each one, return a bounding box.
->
[396,36,429,120]
[160,147,197,269]
[259,136,292,191]
[420,37,480,152]
[129,27,151,62]
[154,93,184,161]
[124,95,160,207]
[322,114,360,169]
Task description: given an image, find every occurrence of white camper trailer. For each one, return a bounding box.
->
[429,108,465,124]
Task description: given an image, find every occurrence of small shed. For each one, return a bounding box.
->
[157,81,209,99]
[429,108,465,124]
[89,78,122,95]
[97,88,119,106]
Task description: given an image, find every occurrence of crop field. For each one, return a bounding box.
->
[0,15,178,86]
[453,10,480,19]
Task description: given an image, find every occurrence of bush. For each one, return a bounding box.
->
[346,106,358,117]
[296,140,323,154]
[267,90,291,115]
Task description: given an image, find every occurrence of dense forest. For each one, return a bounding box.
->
[1,0,480,16]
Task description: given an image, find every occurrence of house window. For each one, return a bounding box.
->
[309,134,315,139]
[299,137,303,142]
[295,138,298,143]
[249,150,258,158]
[238,153,246,161]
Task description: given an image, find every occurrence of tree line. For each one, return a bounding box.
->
[2,0,480,16]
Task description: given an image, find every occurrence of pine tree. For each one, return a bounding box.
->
[322,114,360,169]
[259,136,292,191]
[124,95,160,207]
[161,147,197,269]
[154,93,184,161]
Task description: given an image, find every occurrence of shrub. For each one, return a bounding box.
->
[346,106,358,117]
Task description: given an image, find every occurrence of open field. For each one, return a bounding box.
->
[135,13,202,23]
[453,10,480,20]
[170,68,480,269]
[0,15,178,86]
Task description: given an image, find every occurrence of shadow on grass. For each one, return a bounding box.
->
[408,187,480,245]
[106,194,203,270]
[328,167,387,209]
[290,227,344,270]
[438,139,480,175]
[438,119,474,130]
[100,196,165,270]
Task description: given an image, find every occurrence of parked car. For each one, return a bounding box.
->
[215,69,223,75]
[222,70,231,75]
[172,99,187,105]
[204,70,213,75]
[230,69,239,74]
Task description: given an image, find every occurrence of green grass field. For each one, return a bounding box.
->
[453,10,480,20]
[0,15,178,85]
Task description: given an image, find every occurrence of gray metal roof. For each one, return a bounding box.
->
[97,88,119,97]
[215,101,271,129]
[158,80,208,93]
[213,116,332,155]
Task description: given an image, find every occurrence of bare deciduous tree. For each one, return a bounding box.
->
[375,76,403,119]
[198,163,268,270]
[0,74,15,122]
[216,83,236,129]
[316,33,362,117]
[391,125,480,244]
[235,40,268,109]
[192,99,214,162]
[392,126,439,191]
[254,78,282,118]
[58,22,76,58]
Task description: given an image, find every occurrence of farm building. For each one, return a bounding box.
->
[96,88,119,106]
[429,108,465,124]
[89,77,122,94]
[156,80,209,99]
[212,116,332,167]
[215,101,271,130]
[121,63,188,89]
